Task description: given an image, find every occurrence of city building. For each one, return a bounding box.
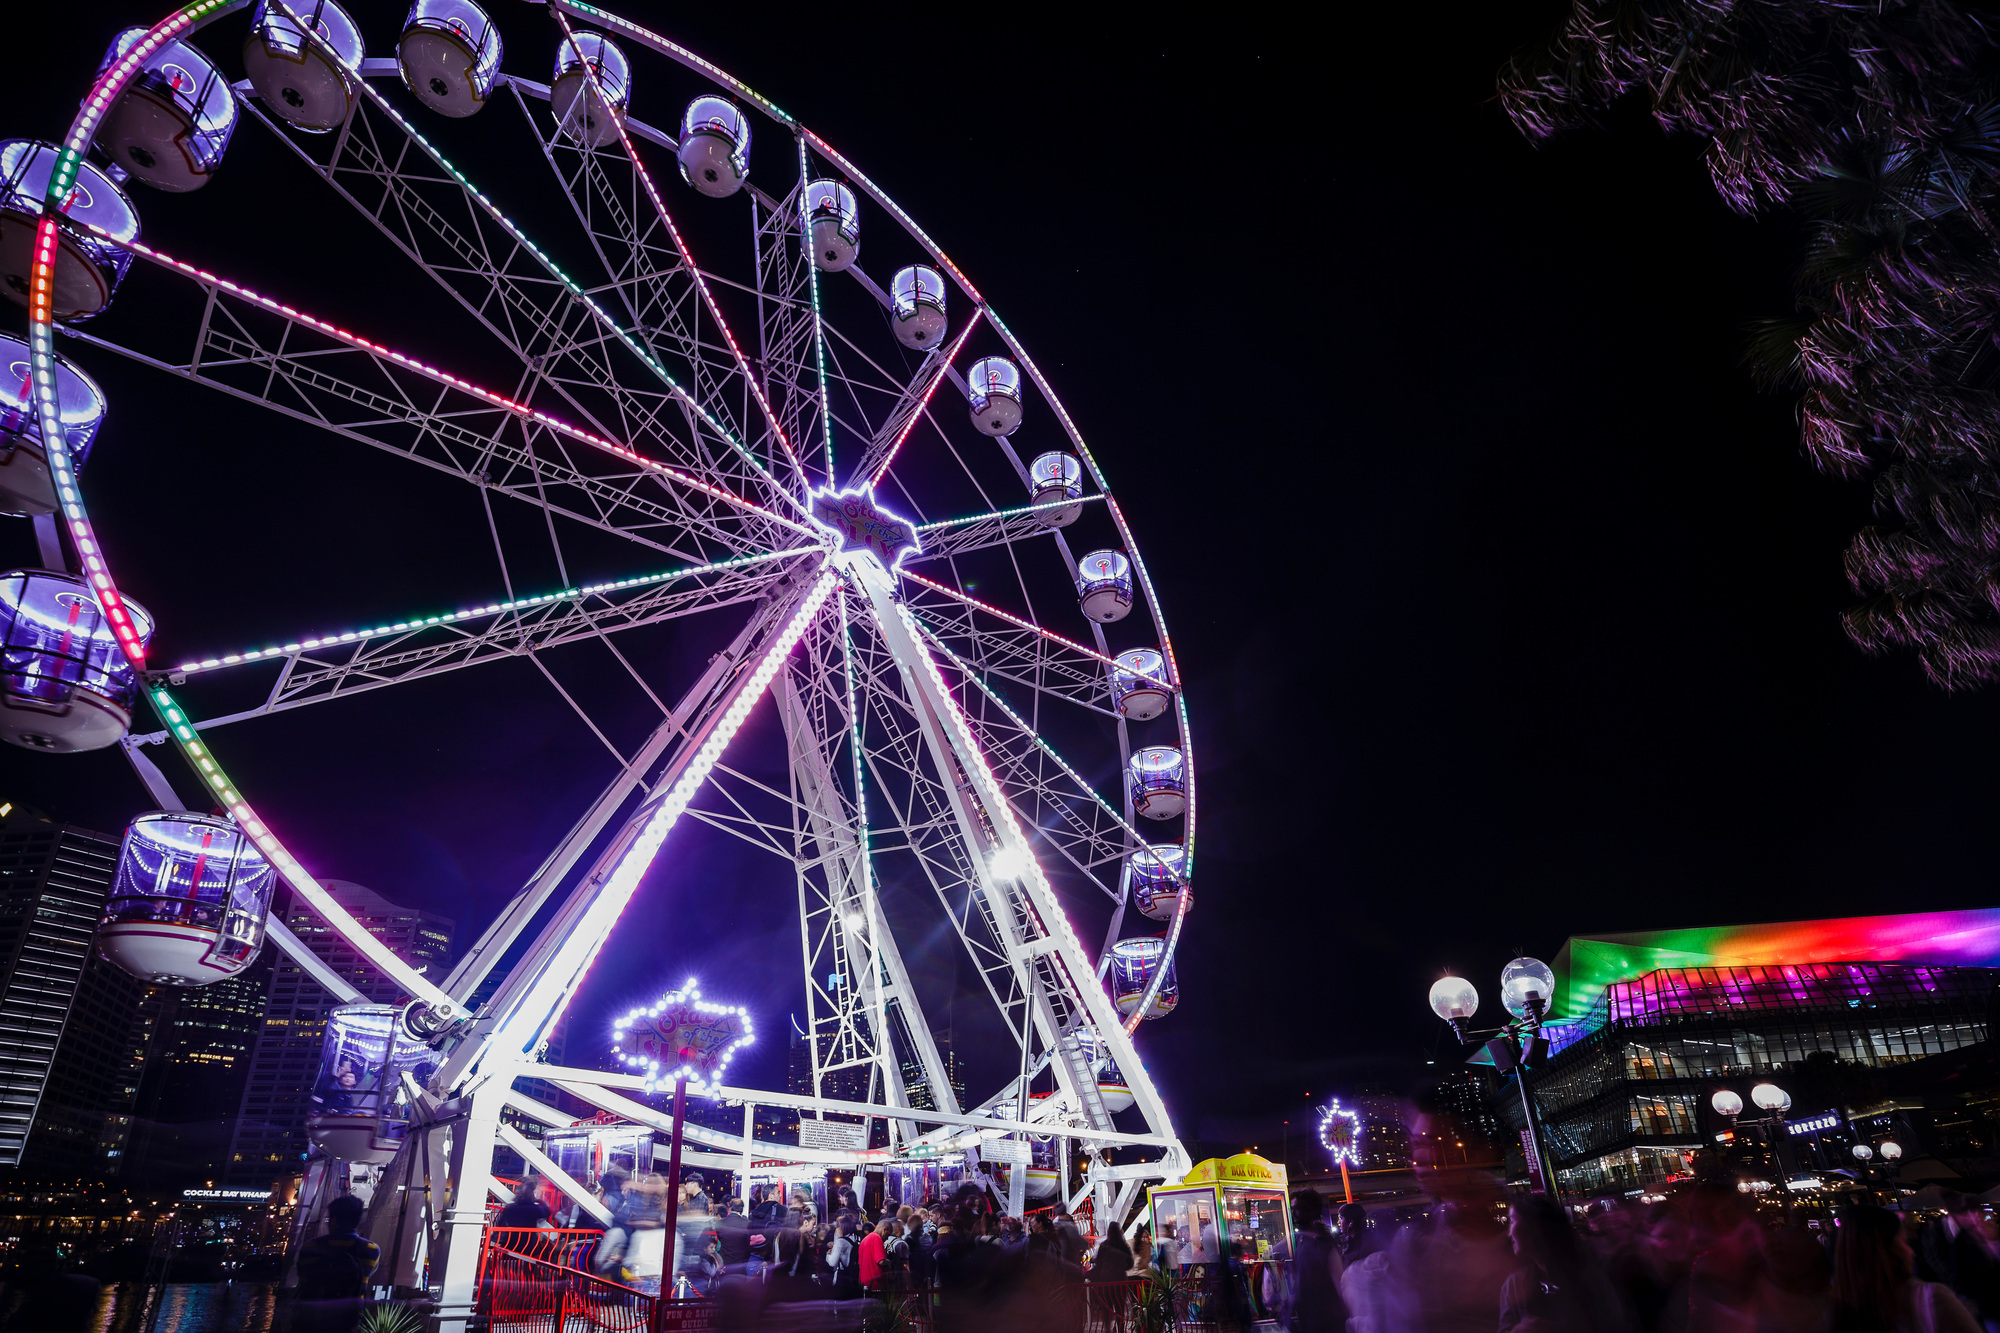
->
[0,806,145,1175]
[1514,909,2000,1196]
[123,954,276,1188]
[1351,1087,1414,1172]
[224,880,453,1187]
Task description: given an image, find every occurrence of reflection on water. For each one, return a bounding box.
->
[93,1282,280,1333]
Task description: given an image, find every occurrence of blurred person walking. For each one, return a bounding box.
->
[293,1195,380,1333]
[1288,1189,1349,1333]
[1834,1205,1981,1333]
[1497,1196,1630,1333]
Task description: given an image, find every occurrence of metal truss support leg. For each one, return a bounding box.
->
[432,1083,505,1333]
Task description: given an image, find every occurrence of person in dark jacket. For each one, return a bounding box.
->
[1287,1190,1349,1333]
[294,1195,381,1333]
[492,1178,550,1229]
[715,1198,754,1274]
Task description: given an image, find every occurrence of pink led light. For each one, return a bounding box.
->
[89,228,813,536]
[549,7,806,494]
[898,568,1170,691]
[867,313,980,488]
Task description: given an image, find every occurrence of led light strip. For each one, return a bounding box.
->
[492,566,838,1060]
[332,69,804,517]
[28,0,445,1012]
[887,589,1175,1068]
[898,568,1171,691]
[556,0,1198,969]
[796,136,837,480]
[838,593,894,1117]
[915,620,1184,893]
[549,5,807,494]
[867,314,980,489]
[150,685,453,1007]
[174,544,815,675]
[86,225,813,537]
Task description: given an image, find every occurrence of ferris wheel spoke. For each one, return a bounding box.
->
[850,315,979,489]
[139,548,814,732]
[63,239,811,559]
[239,87,799,526]
[545,5,811,499]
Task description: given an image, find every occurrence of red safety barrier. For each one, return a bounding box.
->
[481,1245,654,1332]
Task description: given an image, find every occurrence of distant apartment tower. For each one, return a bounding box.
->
[0,807,145,1175]
[225,881,452,1186]
[1352,1088,1415,1172]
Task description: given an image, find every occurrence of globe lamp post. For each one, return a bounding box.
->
[1711,1082,1796,1215]
[1427,960,1561,1201]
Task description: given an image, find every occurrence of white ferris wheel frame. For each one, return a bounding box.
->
[22,0,1198,1321]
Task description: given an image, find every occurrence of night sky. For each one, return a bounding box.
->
[7,2,2000,1158]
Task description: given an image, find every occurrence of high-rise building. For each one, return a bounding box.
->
[123,954,276,1187]
[1351,1087,1414,1172]
[224,880,452,1187]
[0,807,145,1175]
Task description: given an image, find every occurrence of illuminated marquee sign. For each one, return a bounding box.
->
[182,1188,271,1200]
[809,487,919,569]
[1787,1112,1842,1136]
[612,979,754,1096]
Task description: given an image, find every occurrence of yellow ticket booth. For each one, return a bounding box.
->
[1146,1152,1293,1324]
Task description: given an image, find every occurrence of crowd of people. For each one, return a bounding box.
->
[482,1155,2000,1333]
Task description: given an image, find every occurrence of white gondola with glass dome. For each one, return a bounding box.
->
[97,811,274,985]
[1110,647,1171,720]
[242,0,365,132]
[678,96,750,196]
[94,28,237,191]
[550,31,629,148]
[1077,549,1133,623]
[1125,843,1190,922]
[806,180,860,272]
[398,0,503,117]
[1111,937,1179,1021]
[14,2,1207,1301]
[1029,452,1083,527]
[0,570,151,752]
[968,356,1023,437]
[0,334,106,518]
[306,1003,441,1163]
[0,141,139,322]
[891,265,947,349]
[1129,746,1187,820]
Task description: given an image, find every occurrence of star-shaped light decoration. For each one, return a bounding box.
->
[809,486,920,570]
[1319,1098,1364,1166]
[611,978,754,1096]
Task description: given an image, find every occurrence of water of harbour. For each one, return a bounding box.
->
[68,1282,281,1332]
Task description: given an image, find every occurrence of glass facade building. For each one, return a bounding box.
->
[1526,958,1999,1196]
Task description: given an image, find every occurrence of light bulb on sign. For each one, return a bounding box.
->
[611,978,753,1097]
[1318,1099,1363,1166]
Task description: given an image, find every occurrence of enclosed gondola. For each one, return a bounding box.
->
[1110,647,1171,720]
[1125,843,1190,922]
[0,333,106,517]
[0,140,139,322]
[550,31,630,148]
[97,811,274,985]
[0,570,151,752]
[1076,549,1133,624]
[93,28,237,191]
[1028,452,1083,527]
[243,0,366,132]
[679,96,750,197]
[891,265,946,349]
[1129,746,1187,820]
[967,357,1023,437]
[1110,936,1179,1021]
[805,180,859,271]
[306,1002,440,1162]
[398,0,504,118]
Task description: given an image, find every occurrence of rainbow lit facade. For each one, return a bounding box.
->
[1546,908,2000,1047]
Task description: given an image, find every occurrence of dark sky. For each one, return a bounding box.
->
[7,2,2000,1156]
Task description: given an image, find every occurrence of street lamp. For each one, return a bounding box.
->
[1427,961,1560,1201]
[1880,1141,1902,1162]
[1712,1081,1796,1213]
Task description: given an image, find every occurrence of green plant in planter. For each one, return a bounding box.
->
[357,1302,425,1333]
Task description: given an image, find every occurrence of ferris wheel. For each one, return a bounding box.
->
[2,0,1195,1315]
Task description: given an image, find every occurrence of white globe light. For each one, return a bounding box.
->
[1750,1083,1787,1112]
[1711,1089,1744,1118]
[1428,975,1479,1022]
[1498,957,1555,1020]
[1880,1141,1902,1161]
[1852,1144,1873,1161]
